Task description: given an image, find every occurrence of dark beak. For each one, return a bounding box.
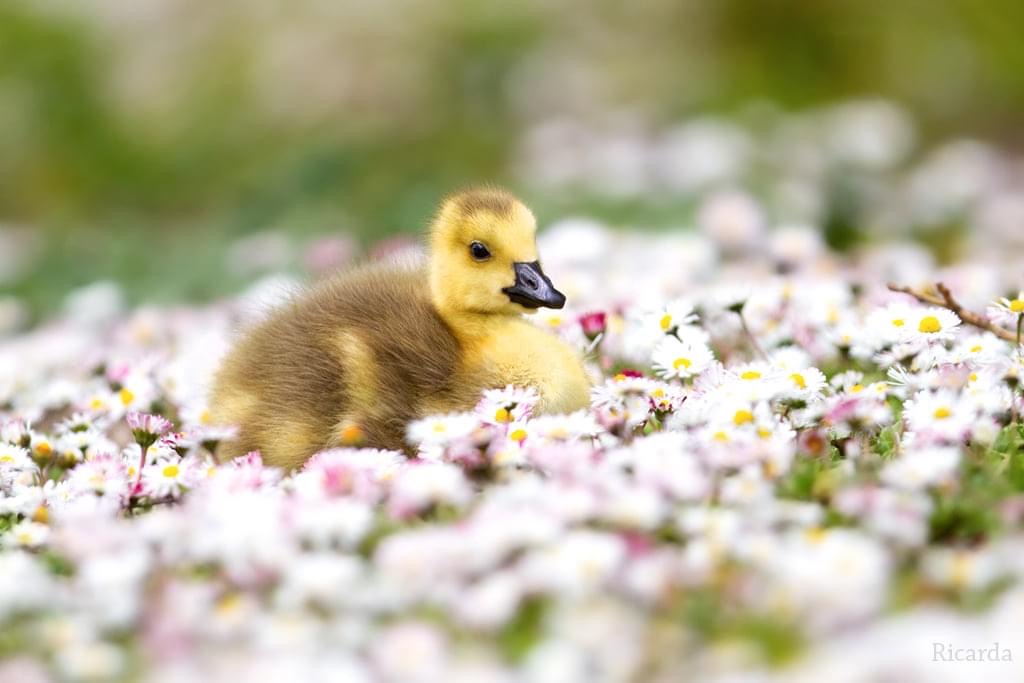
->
[503,261,566,310]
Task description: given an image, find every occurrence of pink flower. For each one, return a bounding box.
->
[387,462,471,519]
[233,451,264,468]
[301,448,404,502]
[67,452,130,503]
[126,412,172,448]
[579,311,607,340]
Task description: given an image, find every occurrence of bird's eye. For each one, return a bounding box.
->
[469,241,491,261]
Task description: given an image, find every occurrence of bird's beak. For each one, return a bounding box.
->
[503,261,566,310]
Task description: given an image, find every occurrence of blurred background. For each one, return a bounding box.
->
[3,0,1024,325]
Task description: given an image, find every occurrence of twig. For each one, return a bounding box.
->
[736,310,769,360]
[887,282,1019,343]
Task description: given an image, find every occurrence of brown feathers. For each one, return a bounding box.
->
[211,263,466,468]
[448,187,516,221]
[210,188,591,469]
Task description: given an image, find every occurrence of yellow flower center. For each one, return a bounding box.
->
[673,357,692,370]
[119,388,135,406]
[740,371,761,380]
[510,428,528,442]
[804,527,827,544]
[850,384,864,393]
[652,388,665,398]
[200,409,213,424]
[933,406,952,419]
[659,314,673,331]
[162,464,180,478]
[733,409,754,426]
[790,373,806,389]
[757,427,772,439]
[0,455,13,463]
[1011,299,1024,313]
[891,318,905,327]
[547,317,562,326]
[89,397,105,410]
[491,449,515,466]
[969,373,978,382]
[35,442,52,456]
[432,423,446,433]
[950,553,973,589]
[494,408,512,423]
[32,506,49,524]
[918,316,941,333]
[970,345,983,353]
[216,593,242,616]
[713,431,729,442]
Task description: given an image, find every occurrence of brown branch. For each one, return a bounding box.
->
[887,282,1019,343]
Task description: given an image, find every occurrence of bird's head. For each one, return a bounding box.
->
[428,188,565,317]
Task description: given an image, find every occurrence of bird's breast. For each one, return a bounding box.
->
[462,321,591,413]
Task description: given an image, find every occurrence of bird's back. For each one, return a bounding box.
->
[210,262,465,468]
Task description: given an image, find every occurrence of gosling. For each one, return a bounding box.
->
[210,188,591,469]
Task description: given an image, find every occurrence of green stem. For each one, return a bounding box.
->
[738,311,768,361]
[1015,314,1023,424]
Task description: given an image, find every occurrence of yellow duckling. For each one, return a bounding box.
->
[210,188,591,468]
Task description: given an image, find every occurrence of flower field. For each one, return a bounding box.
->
[4,109,1024,682]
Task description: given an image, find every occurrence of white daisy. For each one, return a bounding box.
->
[141,456,198,499]
[67,454,129,501]
[903,389,975,442]
[653,299,699,335]
[768,346,813,372]
[476,385,540,425]
[950,333,1009,365]
[987,290,1024,327]
[406,413,480,448]
[866,302,916,344]
[908,307,961,342]
[0,443,36,472]
[880,446,960,490]
[622,299,704,363]
[830,370,865,393]
[723,361,785,401]
[388,463,472,517]
[528,411,602,443]
[4,520,50,549]
[651,335,714,380]
[780,366,827,398]
[921,548,1002,591]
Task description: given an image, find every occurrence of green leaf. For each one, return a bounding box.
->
[778,455,841,502]
[41,551,75,578]
[874,425,900,459]
[991,424,1024,457]
[498,598,547,663]
[929,497,999,544]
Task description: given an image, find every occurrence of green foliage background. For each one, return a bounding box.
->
[3,0,1024,315]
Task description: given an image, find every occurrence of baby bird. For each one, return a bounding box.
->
[210,188,591,469]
